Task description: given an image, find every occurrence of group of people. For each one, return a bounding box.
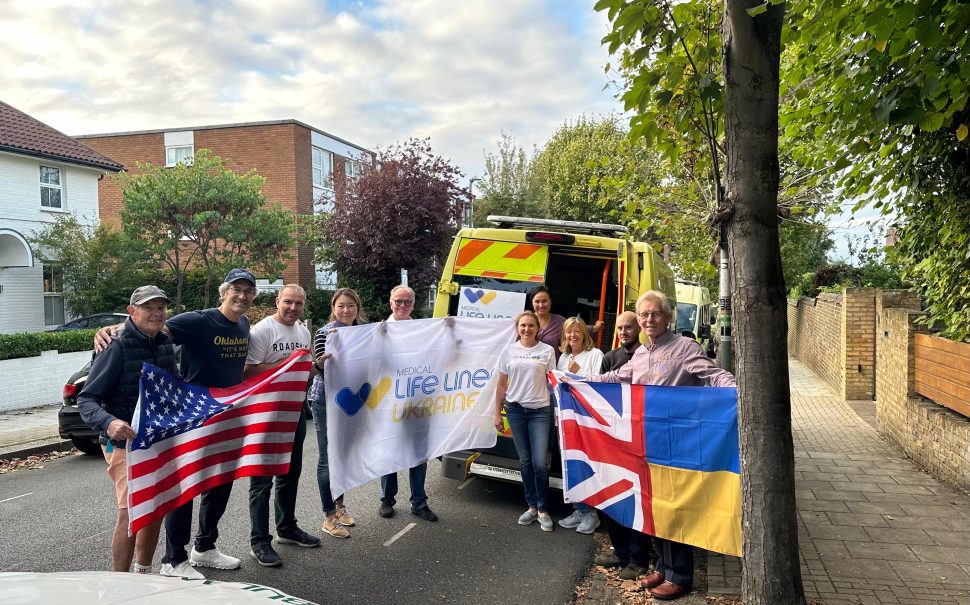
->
[493,287,735,601]
[79,272,731,602]
[79,272,437,579]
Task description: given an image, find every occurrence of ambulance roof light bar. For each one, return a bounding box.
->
[486,215,628,237]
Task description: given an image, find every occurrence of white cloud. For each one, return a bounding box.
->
[0,0,619,176]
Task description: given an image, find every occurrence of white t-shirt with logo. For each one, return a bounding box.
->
[246,316,312,366]
[498,341,557,409]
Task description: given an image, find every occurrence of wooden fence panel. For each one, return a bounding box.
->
[915,334,970,418]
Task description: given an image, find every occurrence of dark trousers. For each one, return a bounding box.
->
[163,482,233,565]
[249,409,307,546]
[380,462,428,508]
[654,537,694,587]
[604,513,656,568]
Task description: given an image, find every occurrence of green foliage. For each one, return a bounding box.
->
[779,219,835,291]
[304,288,336,328]
[781,0,969,339]
[118,148,296,310]
[0,329,97,361]
[29,216,154,316]
[473,133,546,226]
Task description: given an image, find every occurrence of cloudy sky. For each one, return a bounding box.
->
[3,0,872,258]
[1,0,617,178]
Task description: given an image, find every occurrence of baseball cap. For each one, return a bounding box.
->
[224,268,256,286]
[130,285,170,306]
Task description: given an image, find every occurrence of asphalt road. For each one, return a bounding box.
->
[0,434,595,605]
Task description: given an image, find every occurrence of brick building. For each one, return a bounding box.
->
[77,120,373,290]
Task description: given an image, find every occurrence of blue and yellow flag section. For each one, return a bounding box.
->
[555,379,742,557]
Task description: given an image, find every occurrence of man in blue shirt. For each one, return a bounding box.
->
[95,268,257,579]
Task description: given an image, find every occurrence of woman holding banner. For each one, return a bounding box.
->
[309,288,367,540]
[556,316,604,535]
[493,311,558,532]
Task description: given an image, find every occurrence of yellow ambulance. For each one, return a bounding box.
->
[434,215,676,488]
[674,279,715,357]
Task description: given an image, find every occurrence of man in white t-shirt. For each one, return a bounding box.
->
[245,284,320,567]
[377,285,438,522]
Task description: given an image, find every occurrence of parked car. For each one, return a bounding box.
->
[49,312,128,331]
[57,358,99,455]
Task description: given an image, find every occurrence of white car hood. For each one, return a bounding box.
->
[0,572,318,604]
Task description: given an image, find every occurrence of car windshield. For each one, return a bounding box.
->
[676,302,697,333]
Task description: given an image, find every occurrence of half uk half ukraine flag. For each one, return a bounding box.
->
[551,371,742,557]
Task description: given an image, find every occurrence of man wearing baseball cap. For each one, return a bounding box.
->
[95,268,259,578]
[79,285,176,574]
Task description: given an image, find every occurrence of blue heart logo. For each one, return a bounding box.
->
[335,383,372,416]
[463,289,486,303]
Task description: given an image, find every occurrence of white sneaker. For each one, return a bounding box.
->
[577,511,601,534]
[160,560,205,579]
[189,546,241,570]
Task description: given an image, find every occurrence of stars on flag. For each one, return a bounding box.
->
[136,366,228,450]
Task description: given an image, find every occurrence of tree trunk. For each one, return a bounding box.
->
[722,1,805,603]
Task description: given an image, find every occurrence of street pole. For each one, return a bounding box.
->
[467,177,481,228]
[717,220,733,372]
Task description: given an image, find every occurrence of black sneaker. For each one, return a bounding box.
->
[618,563,649,580]
[250,542,282,567]
[378,502,394,518]
[276,527,321,548]
[410,504,438,522]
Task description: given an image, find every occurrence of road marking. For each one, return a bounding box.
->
[383,522,416,547]
[458,477,476,490]
[0,492,33,503]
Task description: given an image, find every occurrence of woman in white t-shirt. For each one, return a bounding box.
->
[493,311,558,532]
[556,316,605,534]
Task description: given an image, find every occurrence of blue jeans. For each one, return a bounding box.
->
[380,463,428,508]
[249,408,306,546]
[504,402,552,513]
[311,398,343,516]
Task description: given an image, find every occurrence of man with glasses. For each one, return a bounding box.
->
[586,291,735,602]
[377,285,438,522]
[94,268,257,578]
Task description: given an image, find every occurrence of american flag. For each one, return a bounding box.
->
[551,372,656,534]
[126,350,312,534]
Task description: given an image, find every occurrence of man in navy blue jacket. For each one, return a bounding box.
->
[78,285,176,574]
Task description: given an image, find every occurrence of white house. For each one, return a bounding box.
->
[0,100,122,333]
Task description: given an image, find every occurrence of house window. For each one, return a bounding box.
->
[40,166,62,209]
[345,159,361,182]
[166,145,194,167]
[43,265,65,326]
[312,146,333,189]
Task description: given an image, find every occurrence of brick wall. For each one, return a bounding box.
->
[79,122,355,291]
[0,349,92,412]
[841,288,876,400]
[787,293,843,395]
[876,302,970,491]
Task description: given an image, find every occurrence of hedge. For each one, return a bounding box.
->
[0,329,97,361]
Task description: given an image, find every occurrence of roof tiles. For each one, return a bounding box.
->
[0,100,122,171]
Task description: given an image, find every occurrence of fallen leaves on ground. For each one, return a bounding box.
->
[0,450,75,475]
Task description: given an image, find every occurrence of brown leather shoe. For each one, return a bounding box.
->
[640,571,665,589]
[650,581,691,601]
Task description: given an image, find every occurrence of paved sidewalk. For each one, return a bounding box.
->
[705,358,970,604]
[0,404,65,459]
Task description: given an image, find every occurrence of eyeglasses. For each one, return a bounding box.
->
[391,299,415,306]
[637,311,665,320]
[229,285,256,296]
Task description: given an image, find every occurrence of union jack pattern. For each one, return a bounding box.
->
[551,372,655,535]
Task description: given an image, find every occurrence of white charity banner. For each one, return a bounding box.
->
[323,317,516,496]
[456,286,527,319]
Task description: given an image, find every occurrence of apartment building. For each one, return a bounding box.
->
[78,120,373,290]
